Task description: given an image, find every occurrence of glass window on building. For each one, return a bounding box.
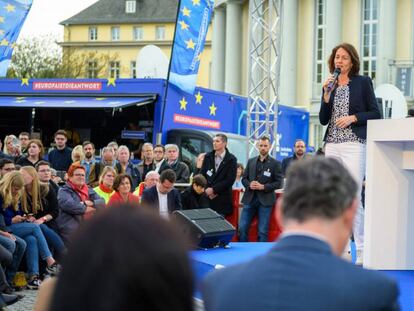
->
[125,0,136,13]
[361,0,378,81]
[109,61,120,79]
[111,26,120,41]
[155,26,166,40]
[133,26,143,40]
[87,61,98,78]
[313,0,326,96]
[130,61,137,78]
[89,27,98,41]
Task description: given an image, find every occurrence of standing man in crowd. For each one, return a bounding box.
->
[81,141,96,183]
[48,130,73,172]
[18,132,30,154]
[165,144,190,183]
[141,169,182,219]
[153,144,170,174]
[117,145,141,190]
[138,143,155,180]
[239,136,282,242]
[202,157,400,311]
[281,139,308,177]
[200,134,237,216]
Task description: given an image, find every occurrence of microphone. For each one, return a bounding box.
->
[326,68,341,93]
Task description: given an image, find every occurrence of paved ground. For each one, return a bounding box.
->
[6,289,37,311]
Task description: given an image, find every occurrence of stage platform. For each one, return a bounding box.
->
[191,242,414,310]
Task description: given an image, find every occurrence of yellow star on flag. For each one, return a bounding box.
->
[4,4,15,12]
[185,38,195,50]
[178,20,189,30]
[0,16,5,23]
[179,97,188,110]
[0,38,8,46]
[192,0,201,5]
[21,78,29,86]
[182,7,191,17]
[107,78,116,87]
[209,103,217,116]
[195,91,203,104]
[95,97,107,101]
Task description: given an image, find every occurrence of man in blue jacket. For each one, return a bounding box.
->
[202,157,399,311]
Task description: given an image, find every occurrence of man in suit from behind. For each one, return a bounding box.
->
[141,169,182,219]
[202,157,399,311]
[200,134,237,216]
[239,135,282,242]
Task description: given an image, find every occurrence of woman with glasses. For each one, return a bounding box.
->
[56,164,104,245]
[0,171,59,289]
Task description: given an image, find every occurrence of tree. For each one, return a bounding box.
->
[7,35,118,78]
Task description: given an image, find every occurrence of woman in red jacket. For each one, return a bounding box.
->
[107,174,139,207]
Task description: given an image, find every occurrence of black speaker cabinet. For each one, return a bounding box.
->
[173,208,236,249]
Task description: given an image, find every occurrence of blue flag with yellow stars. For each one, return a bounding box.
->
[168,0,214,94]
[0,0,33,77]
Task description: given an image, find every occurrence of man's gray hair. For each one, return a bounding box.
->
[145,170,160,180]
[165,144,179,152]
[282,157,358,222]
[118,145,130,154]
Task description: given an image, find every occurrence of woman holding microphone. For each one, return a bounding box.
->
[319,43,380,265]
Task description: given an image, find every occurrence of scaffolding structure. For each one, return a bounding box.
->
[246,0,283,157]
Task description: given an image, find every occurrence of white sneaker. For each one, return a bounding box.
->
[355,249,363,266]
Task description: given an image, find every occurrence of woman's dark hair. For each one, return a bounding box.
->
[50,206,194,311]
[112,173,133,192]
[328,42,360,76]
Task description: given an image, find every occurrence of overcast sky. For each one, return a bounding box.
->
[19,0,99,39]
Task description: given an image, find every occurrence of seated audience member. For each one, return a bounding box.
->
[107,174,139,206]
[153,144,171,174]
[202,157,400,311]
[165,144,190,183]
[133,170,159,200]
[48,130,72,172]
[93,166,116,204]
[107,141,119,158]
[3,135,21,163]
[91,147,122,187]
[141,169,182,219]
[17,139,44,167]
[57,164,105,244]
[71,145,84,164]
[48,206,193,311]
[137,143,155,180]
[0,159,15,179]
[0,172,59,289]
[117,145,141,190]
[181,174,209,210]
[36,161,60,195]
[20,167,66,261]
[232,163,245,190]
[281,139,308,177]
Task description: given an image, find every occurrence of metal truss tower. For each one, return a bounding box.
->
[246,0,283,157]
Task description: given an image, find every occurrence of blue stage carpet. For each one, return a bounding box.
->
[191,242,414,310]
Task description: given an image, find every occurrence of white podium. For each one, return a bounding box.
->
[364,118,414,269]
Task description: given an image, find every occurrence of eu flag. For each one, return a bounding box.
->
[0,0,33,77]
[168,0,214,94]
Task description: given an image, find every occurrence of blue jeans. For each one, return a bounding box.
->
[0,234,26,284]
[10,222,52,276]
[239,196,272,242]
[40,224,66,260]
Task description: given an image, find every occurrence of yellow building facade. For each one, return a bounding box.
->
[59,0,212,88]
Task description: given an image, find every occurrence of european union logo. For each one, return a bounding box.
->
[168,0,214,94]
[0,0,33,77]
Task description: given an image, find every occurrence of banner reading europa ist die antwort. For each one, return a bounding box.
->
[168,0,214,94]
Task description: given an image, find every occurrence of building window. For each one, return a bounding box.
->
[111,26,120,41]
[87,61,98,78]
[125,0,136,13]
[133,26,143,40]
[89,27,98,41]
[362,0,378,80]
[155,26,165,40]
[109,61,120,79]
[314,0,326,89]
[130,61,137,78]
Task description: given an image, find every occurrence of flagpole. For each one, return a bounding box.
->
[158,0,183,143]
